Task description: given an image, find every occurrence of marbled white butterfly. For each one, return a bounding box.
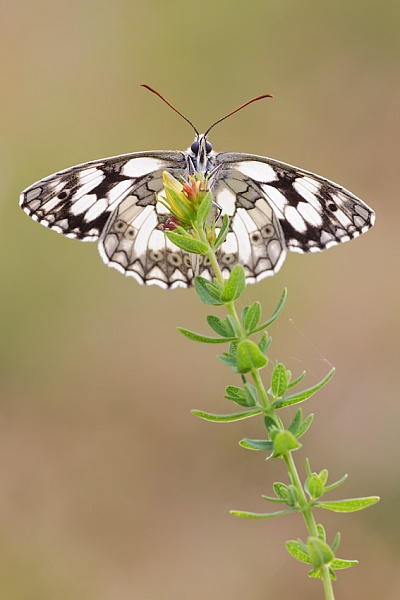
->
[20,86,375,289]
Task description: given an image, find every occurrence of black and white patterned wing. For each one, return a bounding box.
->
[201,167,286,284]
[209,152,375,281]
[20,151,198,288]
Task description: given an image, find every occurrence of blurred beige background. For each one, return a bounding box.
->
[1,1,399,598]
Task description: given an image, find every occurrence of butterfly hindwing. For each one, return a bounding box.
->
[98,165,195,288]
[211,170,287,283]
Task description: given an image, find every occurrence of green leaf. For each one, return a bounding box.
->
[295,413,314,439]
[237,340,268,373]
[306,474,324,500]
[286,540,311,564]
[206,315,236,337]
[230,508,297,519]
[271,362,288,397]
[319,469,328,486]
[324,474,348,492]
[316,523,327,541]
[194,277,223,305]
[288,409,303,436]
[315,496,380,512]
[239,438,273,451]
[308,537,334,569]
[331,532,341,552]
[225,386,248,407]
[287,370,306,390]
[166,232,209,254]
[273,482,289,501]
[243,302,261,332]
[214,213,230,250]
[243,383,258,406]
[261,494,287,504]
[250,288,287,334]
[273,368,335,408]
[217,353,238,370]
[271,430,301,457]
[220,264,246,303]
[264,414,280,433]
[225,385,257,408]
[178,327,236,344]
[196,191,213,225]
[228,340,239,356]
[191,408,263,422]
[330,558,358,570]
[258,333,271,355]
[308,568,336,581]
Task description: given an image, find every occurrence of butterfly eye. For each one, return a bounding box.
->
[191,140,200,154]
[205,141,213,154]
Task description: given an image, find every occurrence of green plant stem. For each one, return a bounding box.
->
[195,222,335,600]
[284,452,335,600]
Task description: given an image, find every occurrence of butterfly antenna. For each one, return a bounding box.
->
[204,93,273,137]
[140,84,199,136]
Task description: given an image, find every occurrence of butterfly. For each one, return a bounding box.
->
[20,86,375,289]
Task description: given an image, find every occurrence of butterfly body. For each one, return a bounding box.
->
[20,133,375,289]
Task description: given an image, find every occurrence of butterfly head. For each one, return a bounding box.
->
[189,134,213,174]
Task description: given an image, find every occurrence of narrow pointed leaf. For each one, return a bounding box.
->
[271,362,288,397]
[196,192,213,225]
[287,370,306,390]
[273,368,335,408]
[239,438,273,451]
[316,523,327,541]
[206,315,236,337]
[220,264,246,302]
[225,386,248,406]
[217,354,238,369]
[261,495,287,504]
[166,232,208,254]
[214,213,230,250]
[243,302,261,332]
[258,333,271,354]
[194,277,223,305]
[288,409,303,436]
[286,541,311,564]
[250,288,287,334]
[324,474,348,492]
[296,413,314,439]
[225,386,245,400]
[192,408,263,422]
[331,532,341,552]
[178,327,236,344]
[243,383,258,406]
[231,508,297,519]
[330,558,358,570]
[315,496,380,512]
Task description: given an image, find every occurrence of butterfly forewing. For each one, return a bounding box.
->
[216,152,375,254]
[20,151,197,288]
